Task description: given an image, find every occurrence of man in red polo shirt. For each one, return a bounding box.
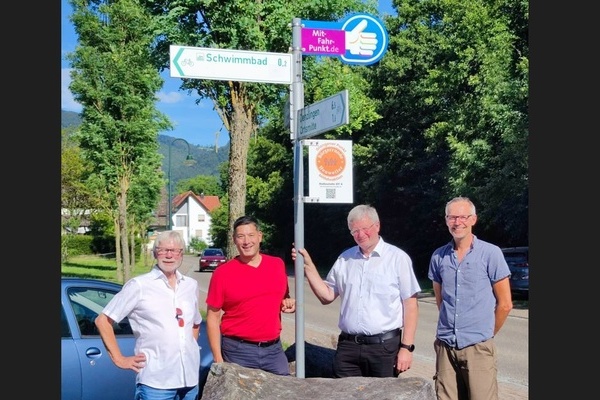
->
[206,215,295,375]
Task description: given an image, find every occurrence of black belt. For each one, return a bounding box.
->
[339,328,401,344]
[223,335,280,347]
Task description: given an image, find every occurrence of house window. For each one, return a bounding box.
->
[198,214,206,222]
[195,229,203,238]
[175,215,188,227]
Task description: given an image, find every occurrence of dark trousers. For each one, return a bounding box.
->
[221,336,290,376]
[333,334,401,377]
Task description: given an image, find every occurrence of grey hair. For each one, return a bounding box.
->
[152,230,185,252]
[444,197,476,216]
[347,204,380,229]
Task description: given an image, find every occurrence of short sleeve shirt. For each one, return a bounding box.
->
[428,236,511,349]
[101,266,202,388]
[325,237,421,335]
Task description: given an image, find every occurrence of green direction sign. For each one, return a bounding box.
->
[170,45,293,84]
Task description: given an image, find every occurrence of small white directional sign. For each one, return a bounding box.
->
[297,90,349,139]
[170,45,293,84]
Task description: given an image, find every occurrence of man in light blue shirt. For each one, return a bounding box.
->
[428,197,513,400]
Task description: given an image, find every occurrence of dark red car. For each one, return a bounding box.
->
[198,248,227,272]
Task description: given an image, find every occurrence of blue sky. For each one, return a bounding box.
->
[61,0,395,147]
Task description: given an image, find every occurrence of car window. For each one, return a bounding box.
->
[204,249,223,256]
[61,307,72,338]
[67,286,133,336]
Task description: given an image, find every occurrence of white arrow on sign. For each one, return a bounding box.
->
[169,45,292,84]
[296,90,349,139]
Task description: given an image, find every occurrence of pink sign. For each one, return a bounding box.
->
[301,28,346,55]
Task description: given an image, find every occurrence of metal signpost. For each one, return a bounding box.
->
[291,13,388,378]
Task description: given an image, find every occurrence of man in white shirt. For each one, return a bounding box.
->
[292,204,421,377]
[95,230,202,400]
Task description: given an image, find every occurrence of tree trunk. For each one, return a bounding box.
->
[226,83,255,258]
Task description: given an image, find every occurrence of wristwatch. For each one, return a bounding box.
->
[400,343,415,352]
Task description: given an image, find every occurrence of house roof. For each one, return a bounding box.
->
[172,190,221,213]
[148,189,221,229]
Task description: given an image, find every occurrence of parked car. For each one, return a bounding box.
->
[501,246,529,298]
[198,248,227,272]
[61,278,213,400]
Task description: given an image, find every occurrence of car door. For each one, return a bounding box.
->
[61,282,137,400]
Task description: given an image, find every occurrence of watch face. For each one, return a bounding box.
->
[401,343,415,352]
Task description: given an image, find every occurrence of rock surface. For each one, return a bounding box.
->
[201,341,436,400]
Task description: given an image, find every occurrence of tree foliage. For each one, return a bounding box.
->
[176,174,224,197]
[350,0,529,271]
[67,0,170,282]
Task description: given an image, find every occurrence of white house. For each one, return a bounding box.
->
[62,189,221,253]
[167,190,221,249]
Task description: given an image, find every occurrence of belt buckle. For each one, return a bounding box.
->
[257,338,276,347]
[353,335,364,344]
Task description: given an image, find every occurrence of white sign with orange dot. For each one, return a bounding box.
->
[307,140,353,203]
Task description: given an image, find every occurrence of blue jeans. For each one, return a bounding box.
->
[134,384,199,400]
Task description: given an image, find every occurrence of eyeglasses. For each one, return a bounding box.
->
[156,248,184,255]
[445,215,472,223]
[349,223,376,236]
[175,307,184,327]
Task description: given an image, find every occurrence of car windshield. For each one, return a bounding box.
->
[204,249,223,256]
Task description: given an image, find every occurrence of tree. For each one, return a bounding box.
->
[176,175,224,197]
[67,0,170,282]
[61,128,95,261]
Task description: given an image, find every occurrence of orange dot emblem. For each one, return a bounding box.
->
[316,145,346,179]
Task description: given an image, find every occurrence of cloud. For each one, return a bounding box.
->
[62,69,187,112]
[157,90,184,104]
[61,68,82,112]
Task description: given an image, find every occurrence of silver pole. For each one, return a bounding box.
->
[291,17,306,379]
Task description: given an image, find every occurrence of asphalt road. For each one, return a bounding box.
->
[180,255,528,399]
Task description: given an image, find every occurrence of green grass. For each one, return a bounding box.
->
[61,254,156,283]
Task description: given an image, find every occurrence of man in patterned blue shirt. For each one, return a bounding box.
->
[428,197,513,400]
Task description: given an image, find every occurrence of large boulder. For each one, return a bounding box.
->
[201,362,435,400]
[201,342,436,400]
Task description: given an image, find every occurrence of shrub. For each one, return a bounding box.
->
[62,234,94,257]
[189,237,208,254]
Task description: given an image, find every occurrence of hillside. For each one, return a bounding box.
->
[61,110,229,181]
